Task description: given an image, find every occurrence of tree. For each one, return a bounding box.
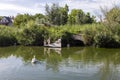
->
[68,9,96,25]
[67,9,78,25]
[33,13,45,25]
[14,13,45,27]
[14,14,33,27]
[60,4,69,25]
[45,3,69,25]
[76,9,86,24]
[45,3,59,25]
[68,9,86,25]
[85,12,96,24]
[106,7,120,24]
[33,13,45,20]
[101,6,120,29]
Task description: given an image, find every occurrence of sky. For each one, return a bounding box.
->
[0,0,120,20]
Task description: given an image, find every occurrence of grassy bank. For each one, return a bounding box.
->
[0,23,120,48]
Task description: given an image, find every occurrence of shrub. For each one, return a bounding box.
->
[94,32,120,48]
[0,26,17,46]
[16,23,44,46]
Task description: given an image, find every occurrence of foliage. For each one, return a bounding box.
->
[13,3,95,27]
[45,3,69,25]
[14,14,33,27]
[1,23,120,48]
[101,6,120,31]
[0,26,17,46]
[68,9,96,25]
[94,32,120,48]
[13,13,45,27]
[16,23,45,46]
[33,13,45,20]
[0,4,120,48]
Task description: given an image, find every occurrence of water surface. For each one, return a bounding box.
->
[0,46,120,80]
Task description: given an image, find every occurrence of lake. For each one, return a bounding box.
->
[0,46,120,80]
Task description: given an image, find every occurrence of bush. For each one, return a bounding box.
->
[94,32,120,48]
[0,26,17,46]
[80,24,97,45]
[16,24,44,46]
[0,22,120,48]
[0,35,17,46]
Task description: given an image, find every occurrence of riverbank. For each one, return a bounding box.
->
[0,23,120,48]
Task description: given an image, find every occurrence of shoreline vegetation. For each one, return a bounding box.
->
[0,4,120,48]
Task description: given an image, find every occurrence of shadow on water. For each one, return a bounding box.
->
[0,46,120,79]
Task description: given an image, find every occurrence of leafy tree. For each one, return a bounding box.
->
[33,14,45,25]
[14,14,33,27]
[45,3,69,25]
[68,9,78,25]
[68,9,85,25]
[45,3,60,25]
[101,6,120,32]
[68,9,96,25]
[60,4,69,25]
[68,15,75,25]
[76,9,86,24]
[33,13,45,20]
[85,12,96,24]
[106,7,120,25]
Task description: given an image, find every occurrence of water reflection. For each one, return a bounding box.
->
[44,47,62,72]
[44,48,61,56]
[0,46,120,80]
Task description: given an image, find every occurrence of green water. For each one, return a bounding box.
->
[0,46,120,80]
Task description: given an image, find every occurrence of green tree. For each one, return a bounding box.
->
[101,6,120,32]
[60,4,69,25]
[68,9,96,25]
[68,9,86,25]
[33,13,45,20]
[85,12,96,24]
[106,7,120,26]
[68,9,78,25]
[76,9,86,24]
[45,3,60,25]
[45,3,69,25]
[33,13,45,25]
[14,14,33,27]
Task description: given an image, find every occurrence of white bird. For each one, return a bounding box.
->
[31,55,37,63]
